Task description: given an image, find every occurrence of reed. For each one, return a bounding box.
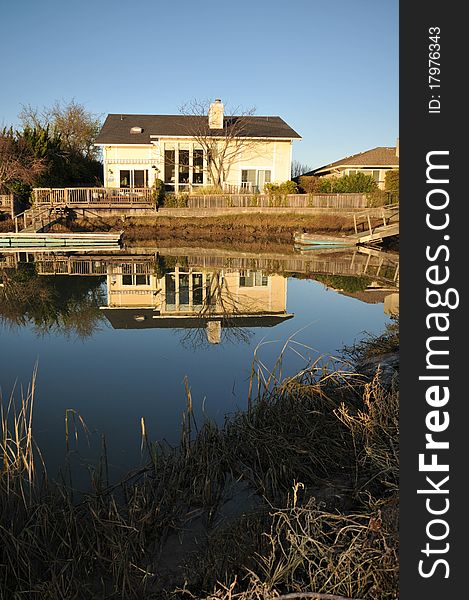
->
[0,324,399,599]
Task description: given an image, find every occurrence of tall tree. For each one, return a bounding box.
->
[178,99,260,188]
[0,128,46,192]
[291,160,312,179]
[19,99,102,160]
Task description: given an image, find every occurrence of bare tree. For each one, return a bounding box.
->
[178,270,255,349]
[291,160,312,179]
[19,99,103,160]
[0,129,45,192]
[177,99,261,188]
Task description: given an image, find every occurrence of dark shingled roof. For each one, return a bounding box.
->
[306,147,399,175]
[100,308,294,330]
[95,114,301,144]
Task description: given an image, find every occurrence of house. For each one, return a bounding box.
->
[304,142,399,190]
[101,264,293,343]
[94,99,301,193]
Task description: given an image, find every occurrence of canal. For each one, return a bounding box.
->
[0,245,398,480]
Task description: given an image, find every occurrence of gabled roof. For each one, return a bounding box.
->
[307,147,399,175]
[95,114,301,145]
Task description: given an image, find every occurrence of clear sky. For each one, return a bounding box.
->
[0,0,398,170]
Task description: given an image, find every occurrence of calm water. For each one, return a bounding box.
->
[0,245,398,478]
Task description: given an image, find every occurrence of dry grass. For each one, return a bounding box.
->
[0,325,399,599]
[48,213,356,244]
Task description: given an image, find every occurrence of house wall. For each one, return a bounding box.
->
[106,266,286,315]
[102,138,293,191]
[102,145,160,188]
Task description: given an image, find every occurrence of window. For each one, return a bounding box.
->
[193,148,204,184]
[348,169,380,183]
[165,150,176,187]
[165,274,176,305]
[192,273,203,305]
[178,149,190,187]
[121,263,150,286]
[120,169,148,188]
[239,271,268,287]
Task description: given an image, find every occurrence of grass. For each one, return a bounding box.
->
[0,323,399,599]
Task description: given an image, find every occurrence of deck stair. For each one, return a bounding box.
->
[295,204,399,248]
[14,205,66,233]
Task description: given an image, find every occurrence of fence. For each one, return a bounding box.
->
[31,188,373,211]
[185,193,368,210]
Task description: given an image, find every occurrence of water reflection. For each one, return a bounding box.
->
[1,246,399,344]
[0,245,398,474]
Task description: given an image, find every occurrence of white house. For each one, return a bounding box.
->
[94,100,301,193]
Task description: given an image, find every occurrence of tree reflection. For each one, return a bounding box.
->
[177,271,254,350]
[0,264,106,339]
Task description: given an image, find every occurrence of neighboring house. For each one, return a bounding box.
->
[94,99,301,193]
[305,142,399,190]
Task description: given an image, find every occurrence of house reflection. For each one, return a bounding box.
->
[101,262,293,344]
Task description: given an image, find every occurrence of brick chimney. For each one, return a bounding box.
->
[208,99,224,129]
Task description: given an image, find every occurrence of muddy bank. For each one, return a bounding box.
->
[50,213,358,244]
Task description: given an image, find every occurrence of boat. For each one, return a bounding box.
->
[294,232,356,247]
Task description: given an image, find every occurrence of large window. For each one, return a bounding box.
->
[120,169,148,188]
[178,149,190,189]
[164,145,205,191]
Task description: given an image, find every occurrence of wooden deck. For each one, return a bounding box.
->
[33,187,154,208]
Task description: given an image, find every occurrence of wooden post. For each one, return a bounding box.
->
[367,214,372,235]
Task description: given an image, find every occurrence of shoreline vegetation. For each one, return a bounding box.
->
[0,322,399,599]
[1,212,398,250]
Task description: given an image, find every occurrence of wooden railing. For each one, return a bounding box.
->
[33,187,154,207]
[14,206,54,232]
[353,203,400,235]
[0,194,14,215]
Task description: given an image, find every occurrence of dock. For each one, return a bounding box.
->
[0,232,123,249]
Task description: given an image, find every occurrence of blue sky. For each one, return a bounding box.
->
[0,0,398,170]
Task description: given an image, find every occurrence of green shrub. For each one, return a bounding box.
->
[264,181,298,206]
[151,178,165,206]
[265,180,298,195]
[297,175,320,194]
[366,190,392,207]
[190,185,223,195]
[161,193,189,208]
[318,172,378,193]
[385,169,399,203]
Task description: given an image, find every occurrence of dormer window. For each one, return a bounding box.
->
[130,126,143,134]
